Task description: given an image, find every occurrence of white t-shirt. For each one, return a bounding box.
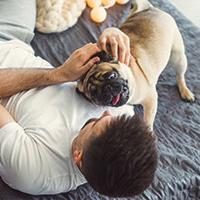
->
[0,40,134,195]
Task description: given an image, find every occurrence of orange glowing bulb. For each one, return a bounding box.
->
[86,0,101,8]
[102,0,116,8]
[90,6,107,23]
[116,0,129,5]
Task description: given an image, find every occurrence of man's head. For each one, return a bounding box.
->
[72,111,158,197]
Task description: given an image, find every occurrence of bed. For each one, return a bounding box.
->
[0,0,200,199]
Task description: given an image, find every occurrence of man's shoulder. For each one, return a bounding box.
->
[0,39,34,53]
[0,39,53,70]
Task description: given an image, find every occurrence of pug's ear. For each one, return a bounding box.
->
[91,51,118,64]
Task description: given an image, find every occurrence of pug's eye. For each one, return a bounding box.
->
[104,72,118,80]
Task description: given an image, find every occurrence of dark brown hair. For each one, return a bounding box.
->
[81,114,158,197]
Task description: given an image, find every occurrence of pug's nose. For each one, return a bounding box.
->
[104,83,123,95]
[123,86,128,92]
[105,84,113,92]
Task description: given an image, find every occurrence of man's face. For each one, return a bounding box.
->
[76,111,113,149]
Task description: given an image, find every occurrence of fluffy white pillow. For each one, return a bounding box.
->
[36,0,86,33]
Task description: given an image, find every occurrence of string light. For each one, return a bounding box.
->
[86,0,130,23]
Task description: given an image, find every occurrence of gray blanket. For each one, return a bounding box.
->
[0,0,199,199]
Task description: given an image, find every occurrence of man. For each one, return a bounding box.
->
[0,0,158,197]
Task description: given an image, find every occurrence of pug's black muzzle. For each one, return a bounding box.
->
[92,78,129,107]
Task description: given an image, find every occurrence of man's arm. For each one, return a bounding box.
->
[0,103,44,195]
[0,28,130,97]
[0,68,59,97]
[0,43,100,98]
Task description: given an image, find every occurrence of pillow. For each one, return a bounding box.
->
[36,0,86,33]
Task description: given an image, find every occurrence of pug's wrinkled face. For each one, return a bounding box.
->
[77,61,130,107]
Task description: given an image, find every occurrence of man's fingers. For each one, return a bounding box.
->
[82,43,101,62]
[98,37,107,52]
[124,35,130,51]
[110,37,118,59]
[124,53,131,66]
[82,57,100,72]
[74,43,101,64]
[81,43,100,54]
[129,55,136,67]
[118,37,126,63]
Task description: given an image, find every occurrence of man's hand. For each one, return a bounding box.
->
[57,43,100,82]
[0,44,100,98]
[98,27,131,65]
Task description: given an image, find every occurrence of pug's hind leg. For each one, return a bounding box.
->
[170,26,195,102]
[176,72,195,102]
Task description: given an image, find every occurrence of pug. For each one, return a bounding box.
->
[77,0,195,130]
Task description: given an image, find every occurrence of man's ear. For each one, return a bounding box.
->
[73,150,83,168]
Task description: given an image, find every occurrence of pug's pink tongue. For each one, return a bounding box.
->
[112,94,121,105]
